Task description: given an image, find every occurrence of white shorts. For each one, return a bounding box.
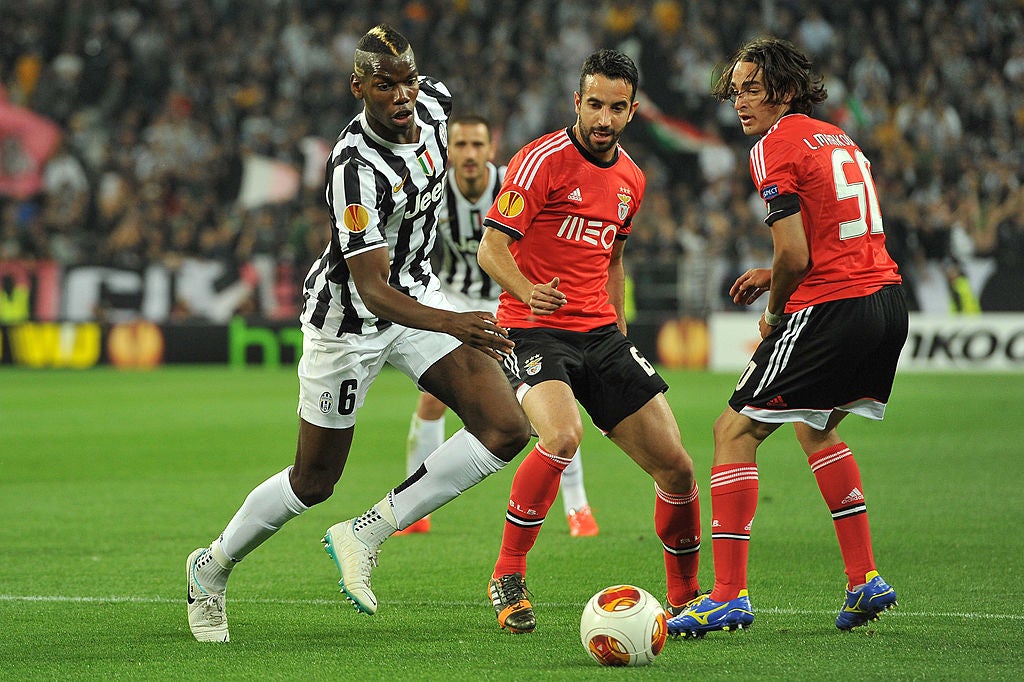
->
[296,289,461,429]
[441,288,499,316]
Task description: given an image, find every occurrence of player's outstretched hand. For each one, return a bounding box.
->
[730,268,772,306]
[528,277,567,316]
[446,311,515,361]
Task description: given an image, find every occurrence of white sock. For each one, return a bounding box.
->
[194,539,234,593]
[560,447,589,514]
[406,414,445,476]
[383,428,507,529]
[351,503,399,548]
[218,466,308,562]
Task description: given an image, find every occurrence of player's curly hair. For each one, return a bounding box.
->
[711,37,827,115]
[354,24,412,77]
[579,49,640,101]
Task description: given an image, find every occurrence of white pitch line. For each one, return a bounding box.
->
[1,594,1021,621]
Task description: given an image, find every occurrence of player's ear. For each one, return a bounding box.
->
[626,99,639,123]
[573,91,581,114]
[780,85,796,107]
[350,74,363,100]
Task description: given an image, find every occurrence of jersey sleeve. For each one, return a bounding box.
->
[750,136,801,217]
[329,156,388,258]
[483,146,550,240]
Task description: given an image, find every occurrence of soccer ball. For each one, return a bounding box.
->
[580,584,668,667]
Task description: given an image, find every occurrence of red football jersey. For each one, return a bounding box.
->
[750,114,901,311]
[483,128,645,332]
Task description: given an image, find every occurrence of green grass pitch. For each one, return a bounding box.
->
[1,366,1022,680]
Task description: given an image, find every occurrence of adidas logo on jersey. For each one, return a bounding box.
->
[568,187,582,202]
[766,395,787,407]
[841,488,865,505]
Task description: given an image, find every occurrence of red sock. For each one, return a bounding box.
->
[655,483,701,607]
[709,463,759,602]
[808,442,875,588]
[492,445,569,578]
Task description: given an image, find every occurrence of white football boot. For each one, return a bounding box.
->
[186,548,229,642]
[322,520,379,615]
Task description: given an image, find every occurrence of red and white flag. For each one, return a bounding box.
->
[0,94,62,199]
[236,154,301,209]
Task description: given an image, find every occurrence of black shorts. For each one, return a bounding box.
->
[729,285,908,429]
[501,324,669,433]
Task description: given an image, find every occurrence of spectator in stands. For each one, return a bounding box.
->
[0,0,1021,319]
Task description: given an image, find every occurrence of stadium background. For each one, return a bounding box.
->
[2,4,1023,678]
[1,0,1022,370]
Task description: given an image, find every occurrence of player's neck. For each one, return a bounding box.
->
[767,109,792,131]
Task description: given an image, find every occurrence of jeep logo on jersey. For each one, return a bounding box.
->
[557,215,618,250]
[496,190,525,219]
[403,178,446,218]
[342,204,370,232]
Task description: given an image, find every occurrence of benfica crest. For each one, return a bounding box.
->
[616,193,632,222]
[524,354,543,376]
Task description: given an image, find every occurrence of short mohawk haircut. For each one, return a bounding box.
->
[354,24,412,77]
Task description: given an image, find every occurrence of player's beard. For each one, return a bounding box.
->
[576,120,620,157]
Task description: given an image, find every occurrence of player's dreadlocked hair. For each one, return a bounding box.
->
[354,24,412,77]
[711,37,827,115]
[579,49,640,101]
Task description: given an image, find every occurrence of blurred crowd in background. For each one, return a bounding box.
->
[1,0,1022,325]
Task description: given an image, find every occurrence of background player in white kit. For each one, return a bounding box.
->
[400,114,599,538]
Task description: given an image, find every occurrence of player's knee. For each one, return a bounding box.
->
[505,417,533,455]
[713,408,758,445]
[289,470,336,507]
[417,392,448,420]
[479,413,531,462]
[538,430,583,460]
[662,448,696,491]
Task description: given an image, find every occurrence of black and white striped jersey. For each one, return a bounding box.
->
[436,162,505,302]
[300,77,451,337]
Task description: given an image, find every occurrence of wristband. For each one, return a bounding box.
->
[763,307,783,326]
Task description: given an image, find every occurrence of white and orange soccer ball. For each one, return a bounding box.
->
[580,584,668,667]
